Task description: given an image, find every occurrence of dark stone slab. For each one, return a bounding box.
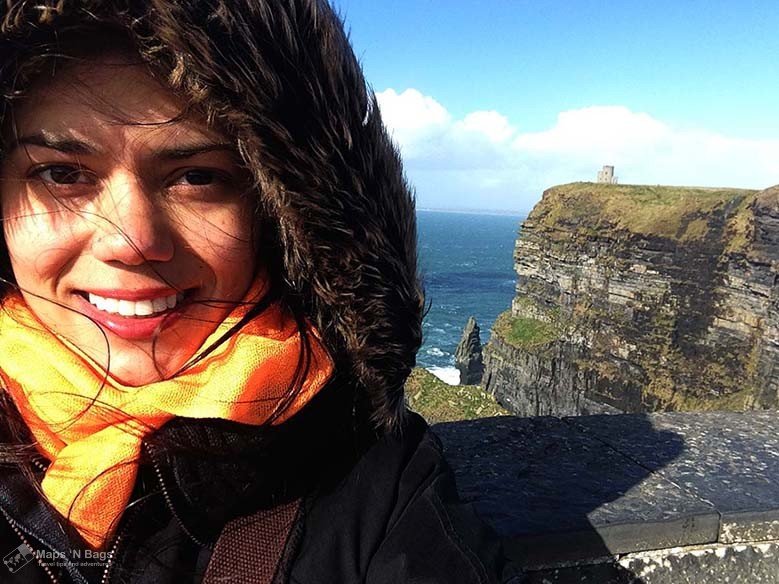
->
[567,412,779,517]
[433,415,718,564]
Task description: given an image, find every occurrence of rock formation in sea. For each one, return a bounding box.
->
[455,316,484,385]
[482,182,779,416]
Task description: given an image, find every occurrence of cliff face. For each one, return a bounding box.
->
[483,182,779,416]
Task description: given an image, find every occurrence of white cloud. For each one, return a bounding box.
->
[513,106,668,161]
[374,89,450,159]
[456,111,515,143]
[375,89,779,213]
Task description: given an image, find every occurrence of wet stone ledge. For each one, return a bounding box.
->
[432,411,779,583]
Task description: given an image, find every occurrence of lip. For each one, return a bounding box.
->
[73,288,193,341]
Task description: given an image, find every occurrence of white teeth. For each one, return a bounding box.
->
[86,293,179,317]
[88,293,105,311]
[152,297,168,313]
[134,300,154,316]
[103,298,119,313]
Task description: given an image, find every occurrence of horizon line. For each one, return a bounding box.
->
[417,207,527,217]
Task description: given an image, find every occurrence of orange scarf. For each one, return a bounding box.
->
[0,285,334,550]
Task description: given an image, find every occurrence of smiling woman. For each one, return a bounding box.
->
[0,2,508,583]
[1,56,257,385]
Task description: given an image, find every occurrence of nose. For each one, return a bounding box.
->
[91,172,175,265]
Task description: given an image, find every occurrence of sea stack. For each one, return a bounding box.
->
[455,317,484,385]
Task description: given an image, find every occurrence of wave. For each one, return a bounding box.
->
[427,366,460,385]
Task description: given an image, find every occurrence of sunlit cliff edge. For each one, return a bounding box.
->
[483,182,779,416]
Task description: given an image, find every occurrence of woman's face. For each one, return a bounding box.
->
[0,59,257,385]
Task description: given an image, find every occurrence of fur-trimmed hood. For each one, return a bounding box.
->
[0,0,424,435]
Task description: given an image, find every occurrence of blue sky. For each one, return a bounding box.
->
[332,1,779,213]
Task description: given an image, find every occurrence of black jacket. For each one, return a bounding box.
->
[0,387,509,583]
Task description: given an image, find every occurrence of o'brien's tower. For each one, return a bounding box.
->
[597,165,618,184]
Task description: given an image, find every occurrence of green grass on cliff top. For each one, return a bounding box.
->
[492,310,560,350]
[404,368,510,424]
[532,182,758,244]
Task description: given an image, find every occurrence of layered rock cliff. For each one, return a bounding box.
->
[483,182,779,416]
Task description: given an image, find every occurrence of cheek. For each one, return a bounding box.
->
[178,203,256,291]
[1,190,83,289]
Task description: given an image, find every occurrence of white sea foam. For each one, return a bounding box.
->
[426,347,446,357]
[427,367,460,385]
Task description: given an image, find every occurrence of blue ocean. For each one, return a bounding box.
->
[416,210,524,384]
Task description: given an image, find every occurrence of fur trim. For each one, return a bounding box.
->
[0,0,425,434]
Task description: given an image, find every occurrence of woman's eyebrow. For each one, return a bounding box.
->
[6,133,234,160]
[8,132,101,155]
[155,142,234,160]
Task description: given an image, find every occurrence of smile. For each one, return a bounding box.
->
[87,292,183,317]
[75,289,193,341]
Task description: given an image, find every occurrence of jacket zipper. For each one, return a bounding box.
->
[143,441,213,549]
[99,503,139,584]
[101,440,215,583]
[0,506,60,584]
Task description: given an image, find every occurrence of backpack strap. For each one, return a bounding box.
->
[203,497,303,584]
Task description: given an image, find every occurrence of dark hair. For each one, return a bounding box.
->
[1,0,425,480]
[0,2,430,546]
[0,18,331,537]
[0,21,348,548]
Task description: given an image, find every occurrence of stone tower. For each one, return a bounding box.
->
[597,165,618,184]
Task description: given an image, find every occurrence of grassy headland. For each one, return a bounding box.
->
[405,368,510,424]
[532,182,758,248]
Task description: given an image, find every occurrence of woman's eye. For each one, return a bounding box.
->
[166,169,240,202]
[34,165,94,185]
[175,170,217,186]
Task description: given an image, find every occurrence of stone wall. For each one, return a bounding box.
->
[433,411,779,583]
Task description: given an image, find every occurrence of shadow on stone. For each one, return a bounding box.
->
[433,414,688,583]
